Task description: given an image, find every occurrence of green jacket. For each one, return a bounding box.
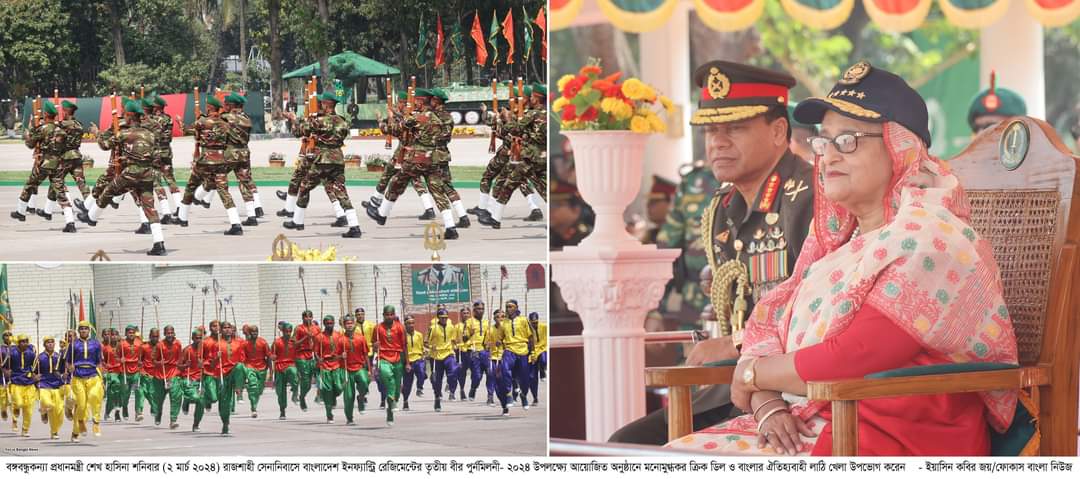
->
[222,110,253,163]
[295,114,348,165]
[25,121,67,169]
[102,124,156,174]
[191,115,230,165]
[59,118,85,162]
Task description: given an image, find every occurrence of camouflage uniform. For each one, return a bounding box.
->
[92,120,127,202]
[295,113,351,210]
[148,110,179,199]
[428,104,461,205]
[384,109,450,211]
[58,117,90,198]
[222,110,257,203]
[181,114,234,209]
[375,116,428,197]
[20,119,71,209]
[95,122,160,223]
[656,162,721,319]
[493,107,546,204]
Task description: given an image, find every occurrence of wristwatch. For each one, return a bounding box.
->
[742,357,759,392]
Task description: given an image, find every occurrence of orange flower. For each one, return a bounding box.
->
[602,72,623,83]
[579,65,602,77]
[592,79,614,92]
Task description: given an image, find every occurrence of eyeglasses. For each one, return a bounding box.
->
[807,132,883,155]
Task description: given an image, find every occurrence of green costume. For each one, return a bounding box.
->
[274,366,298,415]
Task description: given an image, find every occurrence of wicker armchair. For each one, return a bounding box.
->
[646,117,1080,455]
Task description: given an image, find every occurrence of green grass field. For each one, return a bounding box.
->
[0,166,486,187]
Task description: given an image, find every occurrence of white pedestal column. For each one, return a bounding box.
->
[979,0,1045,120]
[553,247,678,442]
[556,130,681,441]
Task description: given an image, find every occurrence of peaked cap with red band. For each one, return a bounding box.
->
[690,61,796,126]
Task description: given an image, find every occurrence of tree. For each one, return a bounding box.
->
[267,0,283,118]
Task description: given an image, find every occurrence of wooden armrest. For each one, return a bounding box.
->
[645,365,735,387]
[807,366,1050,401]
[549,438,719,456]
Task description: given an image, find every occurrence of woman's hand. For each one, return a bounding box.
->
[757,409,817,456]
[730,360,753,412]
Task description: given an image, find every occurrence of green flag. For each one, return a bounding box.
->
[522,6,533,61]
[488,9,500,66]
[88,290,97,339]
[416,12,429,68]
[450,16,465,60]
[0,265,11,337]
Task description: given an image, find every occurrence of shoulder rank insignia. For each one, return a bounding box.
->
[758,173,780,211]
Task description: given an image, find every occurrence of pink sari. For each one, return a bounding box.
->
[667,123,1018,455]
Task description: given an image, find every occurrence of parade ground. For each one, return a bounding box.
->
[0,383,547,456]
[0,183,547,262]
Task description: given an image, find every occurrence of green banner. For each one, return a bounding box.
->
[0,265,10,336]
[411,264,471,305]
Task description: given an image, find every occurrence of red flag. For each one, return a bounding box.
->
[502,10,515,64]
[79,290,85,325]
[470,11,488,66]
[434,14,445,67]
[535,7,547,61]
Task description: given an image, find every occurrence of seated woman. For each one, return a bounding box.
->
[667,63,1018,456]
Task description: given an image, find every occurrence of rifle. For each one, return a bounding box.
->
[511,78,525,162]
[193,86,201,161]
[401,76,416,149]
[53,88,61,121]
[110,92,121,177]
[140,84,145,99]
[384,76,394,150]
[31,96,43,169]
[488,78,498,154]
[302,76,318,155]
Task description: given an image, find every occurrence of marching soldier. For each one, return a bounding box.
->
[11,100,78,233]
[365,90,439,221]
[967,71,1027,135]
[465,300,493,403]
[366,89,462,239]
[146,95,181,224]
[479,85,548,229]
[270,322,299,419]
[610,61,815,445]
[58,101,91,206]
[175,95,242,235]
[77,100,167,255]
[428,88,470,229]
[222,93,264,224]
[400,315,427,411]
[283,92,362,237]
[371,305,406,426]
[340,315,370,424]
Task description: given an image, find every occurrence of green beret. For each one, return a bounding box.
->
[531,83,546,96]
[141,97,155,108]
[225,93,246,106]
[322,314,335,322]
[154,96,167,107]
[125,324,137,331]
[522,86,533,96]
[382,305,396,314]
[397,90,408,101]
[414,88,433,98]
[319,91,341,103]
[206,96,223,109]
[61,100,78,111]
[125,101,144,115]
[429,88,449,102]
[42,101,57,115]
[968,86,1026,132]
[280,322,293,330]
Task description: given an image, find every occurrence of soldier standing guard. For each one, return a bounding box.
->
[610,61,815,445]
[283,92,362,238]
[77,100,167,255]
